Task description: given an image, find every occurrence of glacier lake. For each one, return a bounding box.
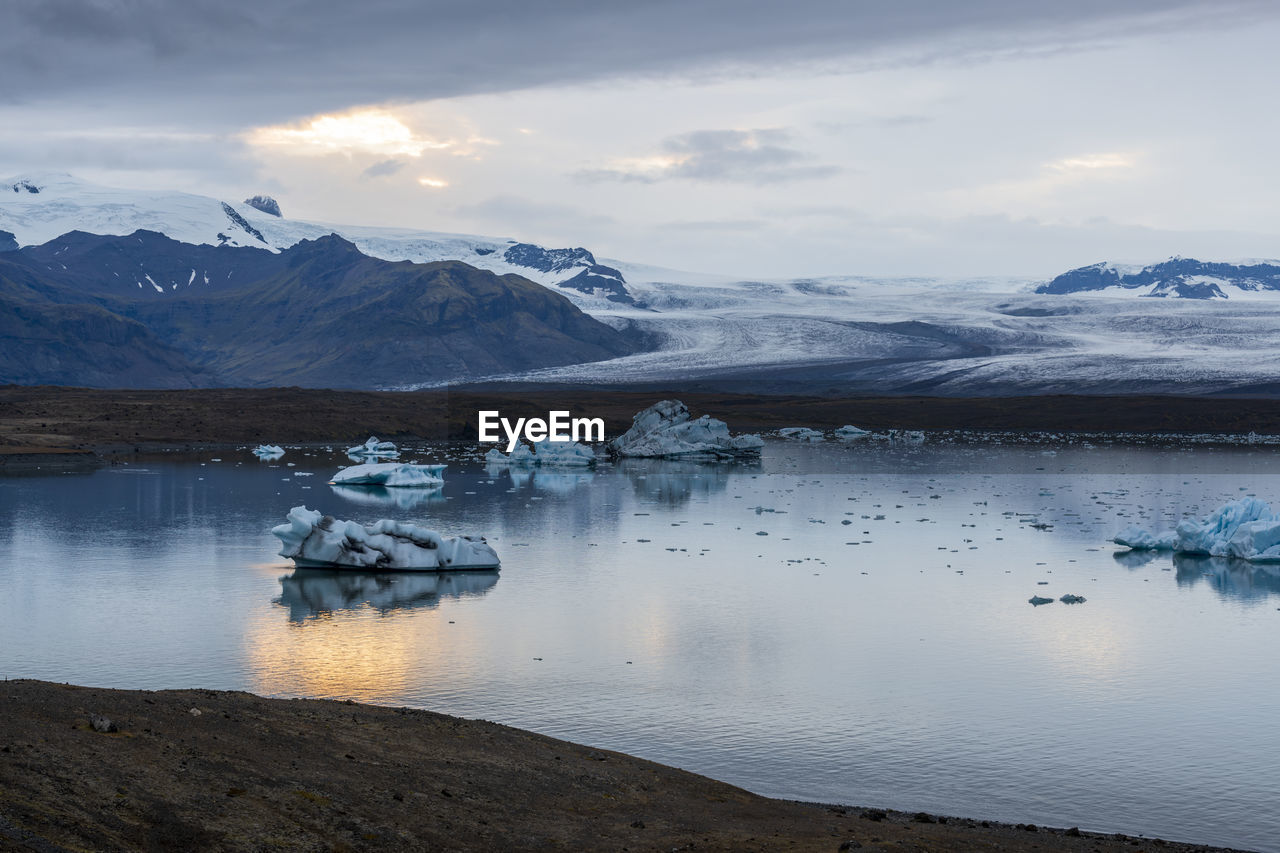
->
[3,438,1280,851]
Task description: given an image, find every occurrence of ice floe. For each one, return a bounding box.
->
[330,462,446,487]
[609,400,763,459]
[834,425,870,439]
[252,444,285,459]
[346,436,399,459]
[272,506,499,570]
[777,427,824,441]
[1113,497,1280,562]
[484,440,596,467]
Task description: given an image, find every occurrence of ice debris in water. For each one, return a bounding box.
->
[1028,595,1054,606]
[484,441,596,467]
[272,506,498,570]
[347,436,399,459]
[1113,497,1280,562]
[252,444,285,459]
[1060,594,1086,604]
[777,427,824,441]
[609,400,763,459]
[834,425,870,439]
[330,462,446,488]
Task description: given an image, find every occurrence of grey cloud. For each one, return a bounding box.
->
[361,159,408,179]
[652,219,769,232]
[453,194,617,230]
[0,1,1273,127]
[580,129,841,185]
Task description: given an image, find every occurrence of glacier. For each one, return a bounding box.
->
[330,462,446,487]
[1112,497,1280,563]
[272,506,499,571]
[13,172,1280,396]
[610,400,763,459]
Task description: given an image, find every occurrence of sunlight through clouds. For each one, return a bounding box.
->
[248,109,451,157]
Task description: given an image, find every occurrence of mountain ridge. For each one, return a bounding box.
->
[0,230,637,388]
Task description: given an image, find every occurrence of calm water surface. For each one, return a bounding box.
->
[3,439,1279,851]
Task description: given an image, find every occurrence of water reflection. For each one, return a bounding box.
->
[1173,554,1280,600]
[276,568,500,622]
[485,464,595,494]
[329,483,444,510]
[1112,549,1162,569]
[618,458,750,506]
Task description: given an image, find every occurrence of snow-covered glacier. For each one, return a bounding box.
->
[11,172,1280,396]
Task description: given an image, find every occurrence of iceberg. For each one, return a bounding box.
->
[1112,497,1280,563]
[777,427,824,441]
[1113,524,1177,551]
[252,444,285,459]
[346,436,400,459]
[609,400,763,459]
[330,462,446,487]
[834,425,870,439]
[484,441,595,467]
[272,506,499,571]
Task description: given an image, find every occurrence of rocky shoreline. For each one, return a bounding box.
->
[0,681,1253,852]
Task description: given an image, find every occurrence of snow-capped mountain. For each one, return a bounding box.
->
[9,171,1280,396]
[0,173,632,305]
[0,229,635,388]
[1037,258,1280,300]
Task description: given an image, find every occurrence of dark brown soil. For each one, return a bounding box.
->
[4,385,1280,456]
[0,681,1250,852]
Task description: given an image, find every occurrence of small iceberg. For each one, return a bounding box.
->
[777,427,824,441]
[609,400,763,459]
[834,425,870,440]
[1028,595,1054,606]
[484,441,596,467]
[272,506,498,571]
[252,444,285,459]
[1059,594,1086,604]
[331,462,446,488]
[1112,497,1280,563]
[347,436,400,459]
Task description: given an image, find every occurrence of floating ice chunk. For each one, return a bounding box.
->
[777,427,824,441]
[1059,594,1086,604]
[252,444,285,459]
[1113,524,1177,550]
[534,441,597,467]
[485,440,594,467]
[609,400,763,459]
[1113,497,1280,563]
[889,429,926,443]
[1028,595,1054,606]
[272,506,498,570]
[330,462,446,488]
[834,425,870,439]
[346,436,399,459]
[485,443,537,467]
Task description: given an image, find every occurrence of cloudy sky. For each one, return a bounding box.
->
[3,0,1279,278]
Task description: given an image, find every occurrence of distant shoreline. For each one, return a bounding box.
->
[6,386,1280,458]
[0,679,1253,852]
